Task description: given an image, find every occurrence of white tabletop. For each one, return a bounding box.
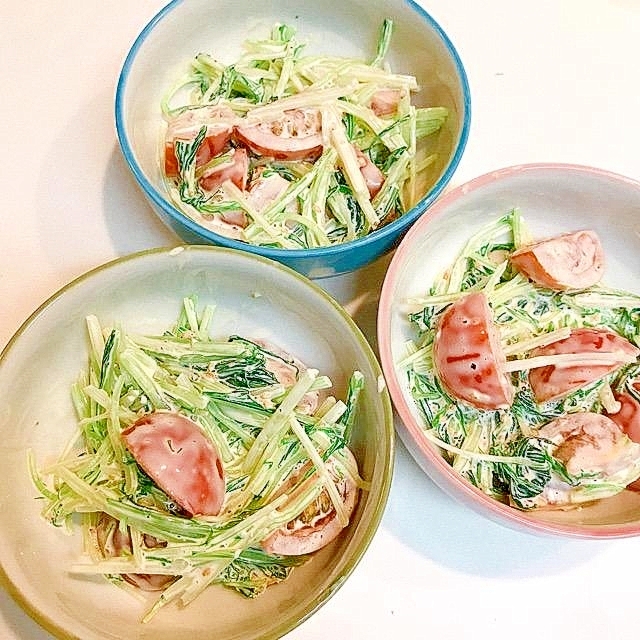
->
[2,1,640,638]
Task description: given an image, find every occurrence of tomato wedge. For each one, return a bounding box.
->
[93,512,175,592]
[354,146,385,198]
[538,412,630,477]
[122,411,225,517]
[261,448,359,556]
[164,105,236,177]
[510,229,605,290]
[200,147,249,192]
[433,291,514,410]
[528,328,640,403]
[235,108,323,161]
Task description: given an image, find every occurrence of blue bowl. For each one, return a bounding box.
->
[115,0,470,278]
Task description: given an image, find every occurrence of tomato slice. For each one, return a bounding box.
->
[369,88,402,117]
[433,292,514,410]
[200,147,249,192]
[261,448,359,556]
[164,105,236,177]
[538,412,629,477]
[528,328,640,403]
[93,512,175,592]
[122,411,226,517]
[235,108,323,161]
[510,230,605,290]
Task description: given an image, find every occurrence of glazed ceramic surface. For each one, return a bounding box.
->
[378,163,640,538]
[115,0,470,278]
[0,246,394,639]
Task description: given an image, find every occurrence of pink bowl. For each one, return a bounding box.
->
[378,163,640,538]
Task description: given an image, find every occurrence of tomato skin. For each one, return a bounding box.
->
[433,292,514,410]
[122,411,225,517]
[528,328,640,403]
[200,147,249,192]
[164,141,180,176]
[235,108,323,161]
[164,105,237,177]
[510,230,605,290]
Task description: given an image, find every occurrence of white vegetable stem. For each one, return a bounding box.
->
[323,104,379,228]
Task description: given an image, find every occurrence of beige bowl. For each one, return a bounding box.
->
[0,246,394,639]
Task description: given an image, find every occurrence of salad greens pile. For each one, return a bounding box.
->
[31,297,366,621]
[161,19,448,248]
[399,209,640,508]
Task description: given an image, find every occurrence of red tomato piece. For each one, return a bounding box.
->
[235,108,323,161]
[164,133,235,178]
[510,229,605,290]
[164,141,180,176]
[261,448,359,556]
[200,147,249,192]
[164,105,237,177]
[354,146,385,198]
[528,328,640,403]
[122,412,225,517]
[93,512,175,592]
[369,88,402,117]
[433,291,514,410]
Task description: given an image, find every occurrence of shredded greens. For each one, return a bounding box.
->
[400,209,640,509]
[160,19,448,248]
[31,297,367,621]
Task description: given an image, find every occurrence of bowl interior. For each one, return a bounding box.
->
[379,163,640,537]
[116,0,469,272]
[0,246,393,639]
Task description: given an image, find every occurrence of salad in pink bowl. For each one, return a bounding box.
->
[378,163,640,538]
